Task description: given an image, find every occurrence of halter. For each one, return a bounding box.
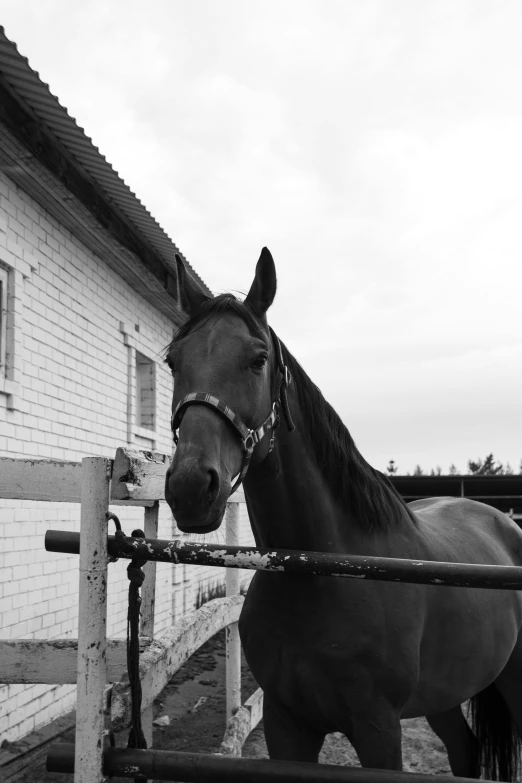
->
[171,328,295,495]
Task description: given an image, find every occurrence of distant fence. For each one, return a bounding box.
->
[390,474,522,519]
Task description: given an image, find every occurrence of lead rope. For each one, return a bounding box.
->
[106,513,148,783]
[126,528,147,755]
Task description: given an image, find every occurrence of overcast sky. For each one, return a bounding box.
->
[3,1,521,474]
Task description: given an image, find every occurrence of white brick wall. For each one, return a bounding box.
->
[0,171,255,744]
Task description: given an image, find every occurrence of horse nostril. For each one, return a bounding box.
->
[207,468,220,502]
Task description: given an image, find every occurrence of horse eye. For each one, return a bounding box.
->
[252,354,268,369]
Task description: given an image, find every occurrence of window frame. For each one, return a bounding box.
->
[135,349,157,432]
[120,322,158,449]
[0,262,8,376]
[0,245,32,410]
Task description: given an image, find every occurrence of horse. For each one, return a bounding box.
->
[164,247,522,780]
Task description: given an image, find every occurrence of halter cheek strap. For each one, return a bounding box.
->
[171,331,294,495]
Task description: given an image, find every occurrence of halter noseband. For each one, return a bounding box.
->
[171,328,295,495]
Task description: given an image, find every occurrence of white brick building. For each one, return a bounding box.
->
[0,30,252,748]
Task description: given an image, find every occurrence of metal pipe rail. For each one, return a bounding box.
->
[47,742,483,783]
[45,530,522,589]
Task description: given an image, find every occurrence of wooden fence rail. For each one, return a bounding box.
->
[0,451,258,782]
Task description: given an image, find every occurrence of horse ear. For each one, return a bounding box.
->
[176,254,210,316]
[245,247,277,317]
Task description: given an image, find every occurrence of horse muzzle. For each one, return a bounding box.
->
[165,453,229,533]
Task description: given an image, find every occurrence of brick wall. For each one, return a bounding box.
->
[0,171,254,744]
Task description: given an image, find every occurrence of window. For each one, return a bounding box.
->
[0,263,7,377]
[119,322,158,449]
[0,248,31,410]
[136,351,156,430]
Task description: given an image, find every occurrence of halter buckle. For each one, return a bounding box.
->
[242,430,257,453]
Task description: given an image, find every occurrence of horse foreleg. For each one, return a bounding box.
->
[426,706,479,778]
[344,708,403,770]
[262,693,326,762]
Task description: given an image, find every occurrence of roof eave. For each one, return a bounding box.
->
[0,27,212,314]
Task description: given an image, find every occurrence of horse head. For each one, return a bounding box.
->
[164,248,285,534]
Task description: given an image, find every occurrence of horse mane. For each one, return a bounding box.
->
[279,341,417,532]
[166,294,417,533]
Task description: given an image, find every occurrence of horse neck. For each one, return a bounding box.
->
[243,374,419,554]
[243,399,372,553]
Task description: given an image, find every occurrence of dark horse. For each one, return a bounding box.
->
[165,248,522,780]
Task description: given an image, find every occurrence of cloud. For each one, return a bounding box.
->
[2,0,521,471]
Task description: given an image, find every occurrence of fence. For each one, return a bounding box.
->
[5,452,522,782]
[0,450,259,780]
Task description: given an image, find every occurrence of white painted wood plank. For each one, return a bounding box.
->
[219,687,264,757]
[0,455,159,505]
[141,502,159,746]
[0,457,82,502]
[142,702,154,746]
[225,501,241,722]
[110,447,171,502]
[111,595,244,731]
[141,503,159,638]
[245,685,264,730]
[111,499,155,507]
[75,457,111,783]
[0,638,151,684]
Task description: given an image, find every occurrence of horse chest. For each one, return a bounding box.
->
[239,573,421,722]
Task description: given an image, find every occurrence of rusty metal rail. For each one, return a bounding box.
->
[45,530,522,589]
[47,742,483,783]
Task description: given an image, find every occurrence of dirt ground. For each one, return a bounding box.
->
[26,629,451,782]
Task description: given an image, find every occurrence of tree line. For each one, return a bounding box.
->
[386,454,521,477]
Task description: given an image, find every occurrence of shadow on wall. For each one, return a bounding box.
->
[195,579,250,610]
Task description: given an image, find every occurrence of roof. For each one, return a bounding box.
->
[0,27,211,309]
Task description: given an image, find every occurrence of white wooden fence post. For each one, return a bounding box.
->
[75,457,111,783]
[141,500,159,746]
[225,501,241,723]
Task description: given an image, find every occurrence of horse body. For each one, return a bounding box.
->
[241,497,522,721]
[409,498,522,715]
[165,248,522,778]
[240,419,522,769]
